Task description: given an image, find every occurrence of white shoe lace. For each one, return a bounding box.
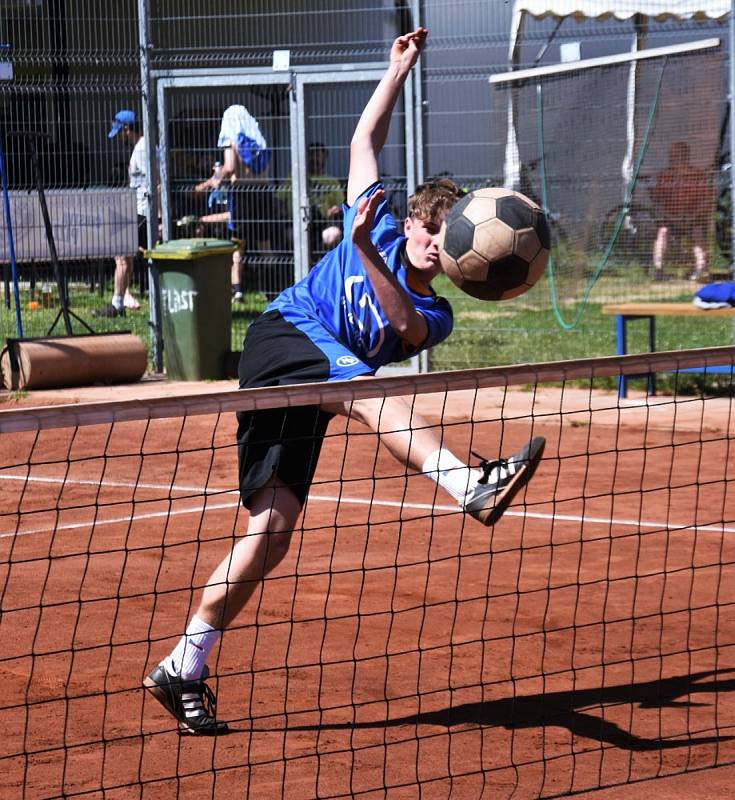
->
[472,451,514,490]
[181,682,217,722]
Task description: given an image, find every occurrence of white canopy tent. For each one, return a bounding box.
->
[503,0,731,188]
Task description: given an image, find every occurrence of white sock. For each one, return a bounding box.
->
[111,294,124,311]
[421,448,480,505]
[164,615,221,680]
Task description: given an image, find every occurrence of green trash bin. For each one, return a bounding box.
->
[148,238,238,380]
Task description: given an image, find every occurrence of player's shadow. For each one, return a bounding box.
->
[288,668,735,751]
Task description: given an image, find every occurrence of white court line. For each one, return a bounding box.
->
[0,471,211,495]
[1,481,734,538]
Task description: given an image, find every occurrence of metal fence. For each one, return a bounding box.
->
[1,1,732,372]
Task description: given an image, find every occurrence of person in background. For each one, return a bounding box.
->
[650,140,714,283]
[93,110,146,318]
[195,104,273,302]
[277,142,344,263]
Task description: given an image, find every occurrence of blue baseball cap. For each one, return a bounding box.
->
[108,109,137,139]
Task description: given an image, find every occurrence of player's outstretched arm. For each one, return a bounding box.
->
[352,189,428,347]
[347,27,427,206]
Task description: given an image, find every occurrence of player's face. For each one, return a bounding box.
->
[404,213,445,279]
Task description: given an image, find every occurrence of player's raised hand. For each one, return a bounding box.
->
[352,189,384,250]
[389,27,428,74]
[347,30,427,205]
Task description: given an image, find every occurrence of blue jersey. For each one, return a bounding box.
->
[268,183,453,381]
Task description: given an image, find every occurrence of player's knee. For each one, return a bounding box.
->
[262,530,292,567]
[346,396,385,428]
[351,395,414,433]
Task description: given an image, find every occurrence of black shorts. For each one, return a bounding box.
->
[236,310,334,509]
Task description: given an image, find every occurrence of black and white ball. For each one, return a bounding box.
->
[439,187,550,301]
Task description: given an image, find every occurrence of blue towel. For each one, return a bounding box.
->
[694,281,735,308]
[236,131,271,175]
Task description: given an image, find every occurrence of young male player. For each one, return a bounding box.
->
[144,27,545,735]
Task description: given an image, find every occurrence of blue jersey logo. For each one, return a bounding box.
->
[336,355,360,367]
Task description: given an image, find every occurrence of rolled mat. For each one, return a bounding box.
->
[1,334,147,390]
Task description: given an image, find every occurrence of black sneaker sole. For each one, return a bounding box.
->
[473,436,545,526]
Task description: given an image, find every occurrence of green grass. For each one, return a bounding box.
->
[1,286,269,361]
[2,272,733,393]
[433,273,735,368]
[430,272,735,393]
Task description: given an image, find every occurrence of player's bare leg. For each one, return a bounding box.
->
[323,394,544,526]
[196,477,301,630]
[144,477,300,734]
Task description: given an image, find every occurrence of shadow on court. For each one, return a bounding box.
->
[284,669,735,751]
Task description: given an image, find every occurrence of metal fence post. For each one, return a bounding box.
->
[138,0,163,373]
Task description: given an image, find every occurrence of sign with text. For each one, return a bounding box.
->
[0,188,138,261]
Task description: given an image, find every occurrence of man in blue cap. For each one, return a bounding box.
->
[93,109,147,317]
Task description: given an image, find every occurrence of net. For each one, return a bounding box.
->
[490,40,726,332]
[1,346,735,798]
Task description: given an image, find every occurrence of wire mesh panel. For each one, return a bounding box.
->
[148,0,403,70]
[297,78,409,268]
[0,0,143,340]
[162,81,293,346]
[493,44,725,322]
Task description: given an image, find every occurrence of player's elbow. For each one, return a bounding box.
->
[394,319,426,348]
[392,319,411,338]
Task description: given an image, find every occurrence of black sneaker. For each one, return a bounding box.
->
[464,437,545,526]
[143,663,229,735]
[91,303,124,318]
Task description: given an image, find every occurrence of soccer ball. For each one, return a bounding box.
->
[438,187,550,301]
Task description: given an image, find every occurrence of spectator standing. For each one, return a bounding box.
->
[93,109,147,317]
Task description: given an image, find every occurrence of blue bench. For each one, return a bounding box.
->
[602,302,735,397]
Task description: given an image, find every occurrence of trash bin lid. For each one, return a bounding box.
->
[146,238,238,260]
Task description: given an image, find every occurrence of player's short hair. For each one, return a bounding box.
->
[408,177,465,222]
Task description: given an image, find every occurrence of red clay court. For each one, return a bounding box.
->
[1,351,734,798]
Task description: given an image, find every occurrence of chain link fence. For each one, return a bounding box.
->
[1,1,731,371]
